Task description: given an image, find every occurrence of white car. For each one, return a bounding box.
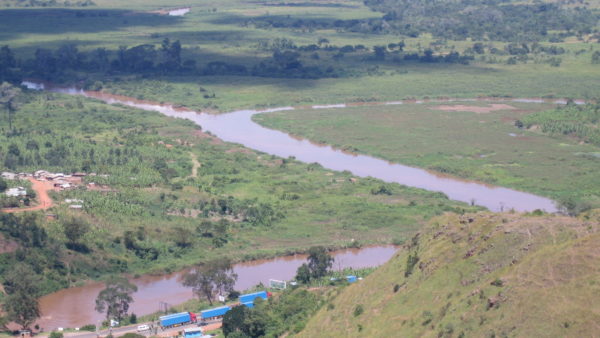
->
[137,324,150,332]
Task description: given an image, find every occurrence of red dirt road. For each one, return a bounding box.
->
[1,178,54,213]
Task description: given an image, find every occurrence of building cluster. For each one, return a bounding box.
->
[34,170,88,191]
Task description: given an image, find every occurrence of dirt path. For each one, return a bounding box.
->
[1,178,54,213]
[189,152,201,178]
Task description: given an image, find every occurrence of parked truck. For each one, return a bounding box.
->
[238,291,269,304]
[200,306,231,320]
[159,312,197,328]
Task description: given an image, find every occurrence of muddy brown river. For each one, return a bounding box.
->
[23,81,560,212]
[23,81,564,329]
[37,246,397,330]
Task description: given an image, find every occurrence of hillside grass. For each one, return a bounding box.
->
[299,210,600,337]
[255,101,600,210]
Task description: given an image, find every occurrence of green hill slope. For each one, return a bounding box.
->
[299,211,600,337]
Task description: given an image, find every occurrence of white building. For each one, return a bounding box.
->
[1,172,16,180]
[6,187,27,197]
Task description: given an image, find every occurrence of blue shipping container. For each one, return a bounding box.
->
[239,291,268,304]
[346,275,357,283]
[242,302,255,308]
[201,306,231,319]
[160,312,191,327]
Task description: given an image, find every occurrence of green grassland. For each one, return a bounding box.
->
[255,101,600,211]
[299,210,600,337]
[1,0,599,113]
[0,90,476,294]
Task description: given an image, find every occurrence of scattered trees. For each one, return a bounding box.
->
[183,258,238,305]
[95,276,138,322]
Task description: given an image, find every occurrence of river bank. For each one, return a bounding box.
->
[22,81,559,212]
[37,245,398,330]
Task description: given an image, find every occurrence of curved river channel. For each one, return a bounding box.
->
[24,81,565,329]
[38,246,397,330]
[24,81,560,212]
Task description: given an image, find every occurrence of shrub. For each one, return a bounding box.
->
[353,304,364,317]
[49,332,64,338]
[491,279,504,287]
[80,324,96,332]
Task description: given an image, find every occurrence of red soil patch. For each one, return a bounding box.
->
[226,147,254,154]
[432,104,517,114]
[1,178,54,213]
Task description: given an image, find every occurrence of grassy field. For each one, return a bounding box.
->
[299,210,600,337]
[0,90,477,295]
[1,0,599,113]
[255,101,600,210]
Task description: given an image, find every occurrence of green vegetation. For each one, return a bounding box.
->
[0,90,473,301]
[255,101,600,211]
[3,263,41,330]
[0,0,598,332]
[295,246,334,284]
[183,258,237,306]
[223,288,327,337]
[518,101,600,146]
[94,276,137,322]
[0,0,599,113]
[299,211,600,337]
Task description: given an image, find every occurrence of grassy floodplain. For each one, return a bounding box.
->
[1,0,599,113]
[0,91,476,295]
[255,101,600,209]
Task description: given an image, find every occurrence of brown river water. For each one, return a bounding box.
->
[23,81,561,213]
[37,246,397,330]
[21,81,569,329]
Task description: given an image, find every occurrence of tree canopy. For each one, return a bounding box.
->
[95,276,138,322]
[183,258,238,305]
[2,263,41,330]
[295,246,334,283]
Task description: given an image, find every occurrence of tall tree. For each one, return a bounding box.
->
[183,258,238,305]
[0,45,17,82]
[306,246,334,279]
[0,82,21,131]
[3,263,41,330]
[295,246,333,283]
[62,215,91,252]
[95,276,138,322]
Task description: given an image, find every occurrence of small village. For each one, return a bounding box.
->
[1,170,111,212]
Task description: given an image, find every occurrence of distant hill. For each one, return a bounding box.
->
[299,211,600,337]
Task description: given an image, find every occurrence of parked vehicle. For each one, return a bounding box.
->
[238,291,269,304]
[159,312,197,328]
[200,306,231,320]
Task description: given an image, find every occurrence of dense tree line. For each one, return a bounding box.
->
[0,37,479,84]
[234,0,598,42]
[364,0,598,41]
[1,0,95,7]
